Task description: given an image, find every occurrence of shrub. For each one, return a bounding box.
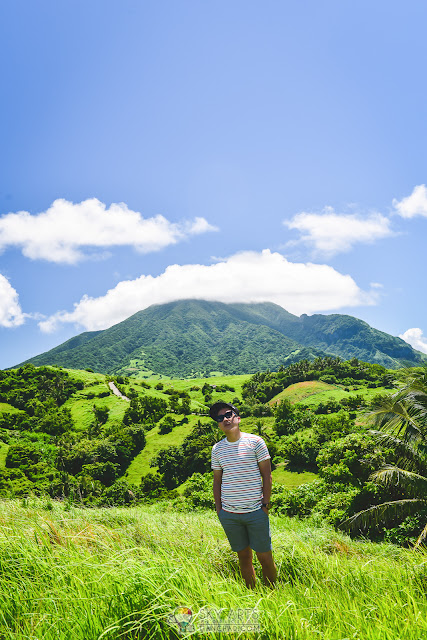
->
[96,479,137,506]
[139,472,177,501]
[182,472,215,509]
[159,415,177,434]
[272,480,327,517]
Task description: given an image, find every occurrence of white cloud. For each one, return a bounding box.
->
[0,274,25,327]
[399,328,427,354]
[39,249,377,332]
[393,185,427,218]
[284,208,394,256]
[0,198,218,264]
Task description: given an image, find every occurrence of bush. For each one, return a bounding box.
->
[182,472,215,509]
[0,468,35,497]
[312,486,360,526]
[139,472,177,502]
[281,433,321,469]
[159,415,177,434]
[316,432,390,486]
[272,480,327,517]
[96,479,137,506]
[382,507,427,546]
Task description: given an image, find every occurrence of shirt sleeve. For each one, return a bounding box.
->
[255,437,271,462]
[211,444,222,470]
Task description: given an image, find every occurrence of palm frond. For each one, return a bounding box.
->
[402,367,427,392]
[368,397,425,449]
[367,430,427,471]
[370,466,427,497]
[340,499,427,532]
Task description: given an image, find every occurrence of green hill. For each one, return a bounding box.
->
[268,380,393,409]
[15,300,427,376]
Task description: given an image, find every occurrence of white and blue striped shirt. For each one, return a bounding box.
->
[211,432,271,513]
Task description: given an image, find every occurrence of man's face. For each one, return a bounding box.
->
[216,407,240,433]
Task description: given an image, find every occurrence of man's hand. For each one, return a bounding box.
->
[258,459,272,514]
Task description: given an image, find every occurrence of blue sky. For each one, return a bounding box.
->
[1,0,427,369]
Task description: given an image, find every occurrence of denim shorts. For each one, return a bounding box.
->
[218,507,272,553]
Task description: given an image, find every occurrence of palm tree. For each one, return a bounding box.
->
[341,366,427,547]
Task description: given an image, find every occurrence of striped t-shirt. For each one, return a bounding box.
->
[211,432,271,513]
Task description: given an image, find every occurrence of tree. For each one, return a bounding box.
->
[168,393,181,414]
[159,415,176,434]
[341,367,427,547]
[274,399,294,436]
[123,396,167,426]
[180,393,191,415]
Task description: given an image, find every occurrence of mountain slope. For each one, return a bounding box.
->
[15,300,426,376]
[288,313,419,368]
[19,301,324,376]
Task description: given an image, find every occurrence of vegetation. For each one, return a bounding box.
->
[3,352,427,637]
[0,365,147,503]
[151,421,219,488]
[3,359,427,547]
[341,367,427,545]
[0,500,427,639]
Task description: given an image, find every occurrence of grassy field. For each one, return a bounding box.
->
[269,381,340,405]
[0,402,25,414]
[271,463,317,488]
[126,373,251,414]
[0,499,426,639]
[125,415,208,483]
[63,391,129,432]
[64,368,106,385]
[269,380,393,408]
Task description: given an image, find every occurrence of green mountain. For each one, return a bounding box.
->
[15,300,426,376]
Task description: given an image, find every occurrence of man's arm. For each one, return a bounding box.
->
[213,469,223,514]
[258,458,272,512]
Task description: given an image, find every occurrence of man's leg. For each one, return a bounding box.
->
[237,546,256,588]
[243,509,276,586]
[255,550,277,586]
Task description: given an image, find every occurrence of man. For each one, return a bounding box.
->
[210,401,277,588]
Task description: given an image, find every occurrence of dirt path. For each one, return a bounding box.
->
[108,381,130,402]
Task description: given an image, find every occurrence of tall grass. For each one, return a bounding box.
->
[0,499,426,639]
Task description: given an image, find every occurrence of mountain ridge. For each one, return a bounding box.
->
[13,300,426,376]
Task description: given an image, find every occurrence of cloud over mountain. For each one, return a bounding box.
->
[0,198,218,264]
[39,249,376,332]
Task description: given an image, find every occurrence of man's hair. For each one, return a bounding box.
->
[209,401,240,420]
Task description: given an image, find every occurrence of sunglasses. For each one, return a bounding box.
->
[216,410,234,422]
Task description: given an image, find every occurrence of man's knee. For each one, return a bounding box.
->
[255,550,274,566]
[237,546,252,562]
